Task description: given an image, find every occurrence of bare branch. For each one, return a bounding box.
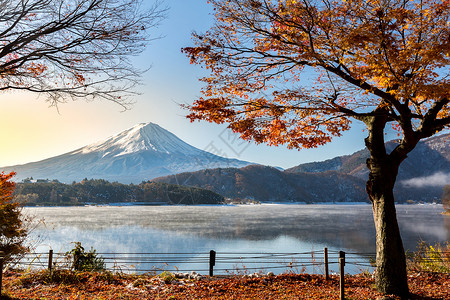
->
[0,0,167,107]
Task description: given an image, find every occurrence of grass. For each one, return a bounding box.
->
[407,241,450,273]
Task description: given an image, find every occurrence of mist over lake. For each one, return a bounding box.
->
[25,204,448,256]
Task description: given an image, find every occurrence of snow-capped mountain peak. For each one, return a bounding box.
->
[1,122,252,183]
[75,122,202,157]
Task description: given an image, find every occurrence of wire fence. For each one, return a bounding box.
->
[7,248,450,276]
[12,249,377,275]
[2,248,448,300]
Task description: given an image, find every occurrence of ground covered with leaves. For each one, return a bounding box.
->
[1,270,449,300]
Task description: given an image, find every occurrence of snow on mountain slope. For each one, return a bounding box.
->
[1,123,252,183]
[75,123,203,157]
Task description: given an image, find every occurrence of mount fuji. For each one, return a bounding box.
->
[1,123,252,183]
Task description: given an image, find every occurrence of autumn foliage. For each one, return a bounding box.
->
[183,0,450,147]
[0,172,28,260]
[182,0,450,297]
[1,270,449,299]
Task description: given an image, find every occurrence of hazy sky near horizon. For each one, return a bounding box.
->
[0,1,393,169]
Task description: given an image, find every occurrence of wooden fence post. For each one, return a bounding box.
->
[339,251,345,300]
[209,250,216,277]
[48,250,53,273]
[0,251,4,297]
[324,247,329,280]
[73,251,80,271]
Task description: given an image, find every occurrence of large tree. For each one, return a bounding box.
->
[183,0,450,297]
[0,0,166,108]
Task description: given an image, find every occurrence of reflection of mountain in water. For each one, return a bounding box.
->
[27,205,448,254]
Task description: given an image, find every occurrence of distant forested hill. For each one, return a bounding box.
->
[14,179,224,206]
[153,134,450,203]
[153,165,368,203]
[285,133,450,182]
[13,134,449,205]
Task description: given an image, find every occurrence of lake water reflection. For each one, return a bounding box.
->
[24,204,448,273]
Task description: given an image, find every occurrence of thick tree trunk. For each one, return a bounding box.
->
[364,112,410,298]
[367,157,409,298]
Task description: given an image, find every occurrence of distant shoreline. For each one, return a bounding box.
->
[22,202,445,208]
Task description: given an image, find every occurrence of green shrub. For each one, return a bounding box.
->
[65,242,105,272]
[159,271,175,284]
[407,241,450,273]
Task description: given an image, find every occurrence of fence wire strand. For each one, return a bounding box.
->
[10,249,448,275]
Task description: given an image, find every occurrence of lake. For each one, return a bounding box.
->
[24,204,449,274]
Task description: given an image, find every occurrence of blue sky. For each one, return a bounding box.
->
[0,0,386,169]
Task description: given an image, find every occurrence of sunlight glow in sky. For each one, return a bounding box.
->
[0,0,378,169]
